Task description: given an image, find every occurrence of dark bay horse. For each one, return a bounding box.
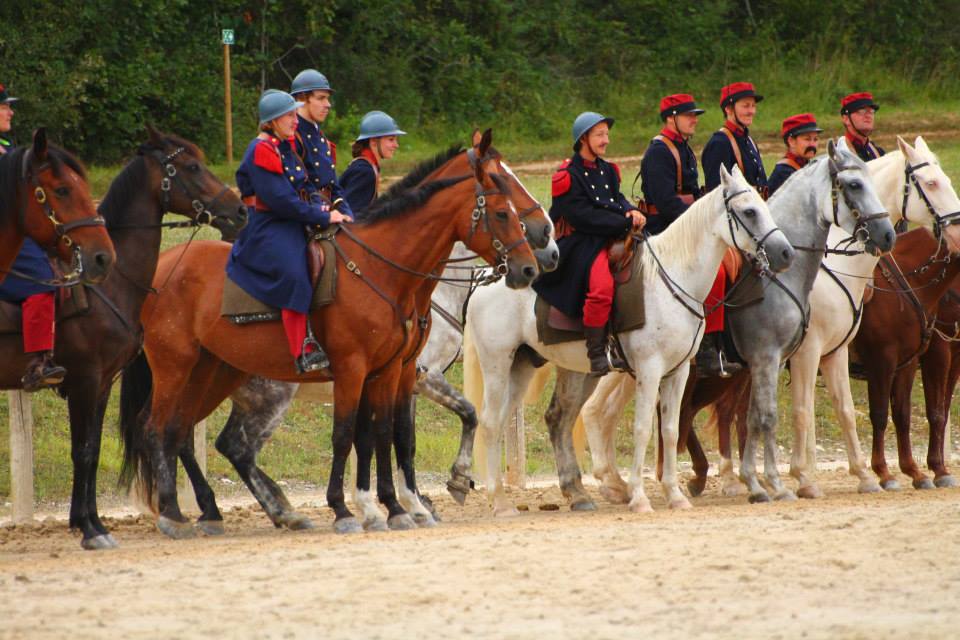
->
[0,128,115,285]
[851,227,960,489]
[118,131,539,537]
[0,126,246,550]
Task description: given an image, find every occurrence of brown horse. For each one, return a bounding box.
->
[0,128,115,285]
[119,131,539,537]
[852,228,960,489]
[0,126,246,550]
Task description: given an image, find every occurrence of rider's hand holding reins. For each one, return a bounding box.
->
[329,209,353,224]
[626,208,646,231]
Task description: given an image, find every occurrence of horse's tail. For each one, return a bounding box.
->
[118,351,158,513]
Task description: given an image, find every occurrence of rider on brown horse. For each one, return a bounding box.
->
[532,111,645,376]
[0,82,67,391]
[227,90,352,374]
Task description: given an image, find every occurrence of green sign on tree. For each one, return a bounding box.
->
[221,29,234,46]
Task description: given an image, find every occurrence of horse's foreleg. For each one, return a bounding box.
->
[920,341,957,487]
[866,361,898,489]
[659,369,693,509]
[352,387,387,531]
[890,365,932,489]
[581,372,632,504]
[414,369,477,507]
[628,375,660,513]
[361,372,412,530]
[544,368,599,511]
[394,389,438,527]
[329,378,364,534]
[788,346,822,498]
[742,361,794,502]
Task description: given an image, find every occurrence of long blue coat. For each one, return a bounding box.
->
[340,153,378,220]
[295,114,353,219]
[0,237,55,302]
[226,136,331,313]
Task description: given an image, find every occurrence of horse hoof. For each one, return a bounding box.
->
[880,479,901,491]
[935,475,959,489]
[157,516,196,540]
[570,498,597,512]
[333,517,363,535]
[687,478,707,498]
[283,514,316,531]
[628,498,653,514]
[363,517,389,532]
[599,485,630,505]
[81,534,119,551]
[412,512,438,528]
[446,479,472,506]
[858,479,883,494]
[387,514,417,531]
[419,495,442,523]
[668,497,693,510]
[195,519,224,536]
[796,485,824,500]
[913,477,935,490]
[748,491,771,504]
[774,490,798,502]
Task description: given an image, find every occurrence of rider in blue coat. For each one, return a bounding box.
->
[0,82,66,391]
[227,90,352,374]
[340,111,406,219]
[289,69,353,221]
[701,82,768,194]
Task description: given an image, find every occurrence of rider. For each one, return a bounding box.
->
[532,112,645,376]
[641,93,738,377]
[0,83,67,392]
[340,110,406,218]
[701,82,768,194]
[768,113,823,196]
[289,69,353,222]
[840,92,884,162]
[227,90,352,374]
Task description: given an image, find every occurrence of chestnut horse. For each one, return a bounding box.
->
[852,228,960,489]
[0,127,246,550]
[119,131,539,537]
[0,128,115,285]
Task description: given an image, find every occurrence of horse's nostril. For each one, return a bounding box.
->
[94,251,112,270]
[522,265,537,280]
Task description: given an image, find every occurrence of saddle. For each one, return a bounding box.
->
[535,242,646,346]
[221,237,338,325]
[0,280,91,336]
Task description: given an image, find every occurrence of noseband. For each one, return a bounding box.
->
[828,165,890,252]
[723,188,780,272]
[901,161,960,240]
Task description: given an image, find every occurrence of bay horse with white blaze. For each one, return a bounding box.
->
[119,131,539,537]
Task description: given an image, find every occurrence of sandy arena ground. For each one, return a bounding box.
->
[2,468,959,640]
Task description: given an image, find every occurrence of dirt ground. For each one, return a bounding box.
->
[2,469,959,640]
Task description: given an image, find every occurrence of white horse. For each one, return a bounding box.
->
[465,165,794,515]
[787,136,960,497]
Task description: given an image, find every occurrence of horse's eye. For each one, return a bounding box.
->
[849,181,862,190]
[927,180,937,188]
[496,210,508,221]
[188,163,200,173]
[55,186,70,198]
[743,207,756,219]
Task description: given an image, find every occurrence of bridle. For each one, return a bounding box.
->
[146,146,234,229]
[822,163,890,256]
[901,160,960,240]
[464,148,530,274]
[723,187,780,273]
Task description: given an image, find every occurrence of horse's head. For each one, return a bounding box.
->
[896,135,960,254]
[19,128,116,283]
[464,129,539,288]
[142,124,247,241]
[719,164,794,272]
[827,139,895,256]
[497,159,558,272]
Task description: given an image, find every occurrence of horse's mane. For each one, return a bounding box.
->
[0,144,88,228]
[643,186,724,281]
[377,144,464,202]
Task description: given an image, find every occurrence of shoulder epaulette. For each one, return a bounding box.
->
[253,139,283,174]
[552,159,572,197]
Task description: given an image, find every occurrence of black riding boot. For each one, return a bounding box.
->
[21,350,67,392]
[584,326,610,377]
[295,348,330,375]
[695,333,741,379]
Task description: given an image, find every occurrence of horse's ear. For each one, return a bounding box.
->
[471,128,482,148]
[146,123,164,147]
[719,162,732,188]
[827,138,840,174]
[32,128,48,162]
[895,135,914,159]
[478,128,493,157]
[914,135,932,156]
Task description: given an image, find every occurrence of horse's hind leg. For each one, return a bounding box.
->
[789,343,824,498]
[544,368,599,511]
[890,365,933,489]
[581,372,632,504]
[353,387,388,531]
[394,372,438,527]
[179,438,223,536]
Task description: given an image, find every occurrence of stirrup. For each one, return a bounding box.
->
[716,350,741,379]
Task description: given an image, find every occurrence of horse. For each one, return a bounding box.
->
[0,128,115,286]
[852,228,960,489]
[0,126,246,550]
[118,131,540,537]
[464,164,794,515]
[676,136,960,498]
[582,140,897,504]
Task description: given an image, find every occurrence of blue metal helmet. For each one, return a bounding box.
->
[356,111,407,142]
[291,69,333,96]
[258,90,303,126]
[572,111,615,147]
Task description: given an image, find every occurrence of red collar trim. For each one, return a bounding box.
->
[845,130,869,149]
[361,147,379,169]
[724,120,746,137]
[582,158,598,169]
[785,151,809,167]
[659,127,685,144]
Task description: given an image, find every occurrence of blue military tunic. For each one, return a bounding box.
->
[227,136,331,313]
[843,132,885,162]
[532,154,633,319]
[340,149,379,220]
[294,113,353,219]
[767,153,808,196]
[639,129,702,235]
[0,136,55,302]
[702,122,768,191]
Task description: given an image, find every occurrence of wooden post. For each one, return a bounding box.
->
[223,43,233,165]
[8,390,35,523]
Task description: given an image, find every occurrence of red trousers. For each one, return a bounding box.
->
[22,292,55,353]
[583,248,614,328]
[281,309,319,357]
[704,264,726,334]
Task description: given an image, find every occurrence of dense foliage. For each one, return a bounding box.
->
[2,0,958,163]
